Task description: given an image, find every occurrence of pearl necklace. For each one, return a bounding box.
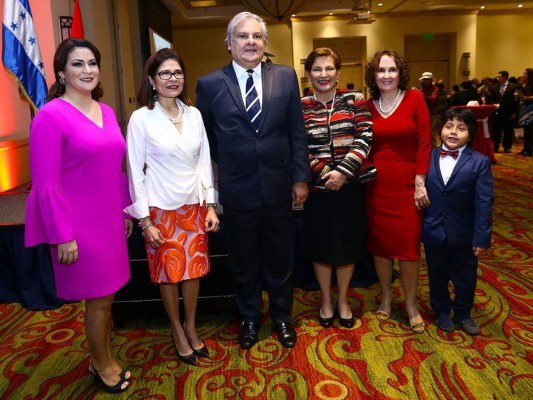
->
[155,100,183,124]
[378,89,402,115]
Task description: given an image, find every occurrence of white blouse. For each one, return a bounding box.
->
[125,99,215,219]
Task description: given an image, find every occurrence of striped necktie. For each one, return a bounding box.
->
[245,69,261,131]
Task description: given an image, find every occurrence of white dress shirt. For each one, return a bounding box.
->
[439,144,466,185]
[233,60,263,107]
[125,99,215,219]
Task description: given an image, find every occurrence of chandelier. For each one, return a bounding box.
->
[241,0,308,21]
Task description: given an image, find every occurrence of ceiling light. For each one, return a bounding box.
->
[480,5,485,9]
[377,2,383,6]
[517,4,523,8]
[190,0,216,7]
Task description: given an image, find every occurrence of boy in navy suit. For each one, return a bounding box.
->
[422,108,494,335]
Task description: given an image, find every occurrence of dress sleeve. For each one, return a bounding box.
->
[414,91,432,175]
[124,112,149,219]
[24,108,75,246]
[195,109,216,204]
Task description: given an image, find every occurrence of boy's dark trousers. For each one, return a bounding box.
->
[425,241,478,320]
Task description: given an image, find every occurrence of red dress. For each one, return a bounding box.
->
[366,90,432,261]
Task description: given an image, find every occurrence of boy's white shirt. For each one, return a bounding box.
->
[439,144,467,185]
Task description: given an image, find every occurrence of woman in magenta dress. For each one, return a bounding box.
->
[364,50,432,333]
[25,39,132,393]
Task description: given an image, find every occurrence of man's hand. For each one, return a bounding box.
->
[292,182,309,207]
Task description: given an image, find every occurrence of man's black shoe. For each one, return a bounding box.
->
[238,321,259,349]
[274,321,297,348]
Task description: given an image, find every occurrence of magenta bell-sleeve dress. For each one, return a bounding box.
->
[25,98,131,301]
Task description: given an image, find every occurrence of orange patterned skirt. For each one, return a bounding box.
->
[146,204,210,283]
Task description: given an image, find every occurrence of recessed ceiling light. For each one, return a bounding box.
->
[517,4,523,8]
[190,0,216,7]
[329,12,334,15]
[291,14,296,17]
[377,2,383,6]
[480,5,485,9]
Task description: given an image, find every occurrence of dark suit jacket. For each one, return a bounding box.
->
[422,146,493,248]
[196,61,311,210]
[491,82,519,119]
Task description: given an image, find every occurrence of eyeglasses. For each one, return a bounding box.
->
[155,70,185,80]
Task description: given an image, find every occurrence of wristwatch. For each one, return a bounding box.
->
[207,203,217,209]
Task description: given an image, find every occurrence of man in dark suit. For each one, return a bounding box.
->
[422,108,493,336]
[196,12,310,349]
[491,70,519,153]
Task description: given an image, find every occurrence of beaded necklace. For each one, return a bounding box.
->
[378,89,402,114]
[155,100,183,124]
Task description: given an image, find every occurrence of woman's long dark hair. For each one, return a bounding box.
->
[47,38,103,101]
[137,48,192,109]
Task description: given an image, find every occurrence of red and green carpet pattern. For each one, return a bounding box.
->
[0,153,532,399]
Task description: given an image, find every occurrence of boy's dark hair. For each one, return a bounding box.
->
[439,108,478,143]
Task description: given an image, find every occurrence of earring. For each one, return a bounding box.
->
[59,77,65,86]
[152,85,156,91]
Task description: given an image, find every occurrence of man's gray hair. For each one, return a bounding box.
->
[224,11,268,47]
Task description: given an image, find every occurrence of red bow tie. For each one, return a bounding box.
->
[440,149,459,159]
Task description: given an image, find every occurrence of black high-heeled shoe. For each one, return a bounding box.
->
[184,328,210,358]
[171,334,196,366]
[337,303,356,328]
[318,302,336,328]
[119,368,131,381]
[88,360,129,394]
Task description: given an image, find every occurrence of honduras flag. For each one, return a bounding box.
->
[2,0,47,112]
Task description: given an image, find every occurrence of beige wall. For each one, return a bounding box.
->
[174,22,293,102]
[174,12,533,99]
[292,14,477,91]
[476,14,533,79]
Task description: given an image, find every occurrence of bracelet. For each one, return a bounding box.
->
[139,221,153,231]
[207,203,217,209]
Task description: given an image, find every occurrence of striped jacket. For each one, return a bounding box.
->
[301,89,373,188]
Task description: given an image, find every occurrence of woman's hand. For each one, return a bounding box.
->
[57,240,78,265]
[205,207,220,232]
[143,225,165,249]
[323,170,347,191]
[125,219,133,239]
[414,174,430,210]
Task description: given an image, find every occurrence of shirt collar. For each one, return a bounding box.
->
[441,144,467,156]
[233,60,261,80]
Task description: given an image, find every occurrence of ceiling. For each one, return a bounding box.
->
[161,0,533,26]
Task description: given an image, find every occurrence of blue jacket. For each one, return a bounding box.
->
[196,62,311,210]
[422,146,493,248]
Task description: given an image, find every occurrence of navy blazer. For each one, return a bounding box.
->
[422,146,493,248]
[196,61,311,210]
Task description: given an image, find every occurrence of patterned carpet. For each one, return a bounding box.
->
[0,152,532,399]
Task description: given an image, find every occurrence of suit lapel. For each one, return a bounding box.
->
[447,147,472,185]
[432,147,446,187]
[222,63,248,120]
[260,62,272,131]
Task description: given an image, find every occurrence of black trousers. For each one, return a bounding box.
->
[223,202,294,325]
[425,242,478,320]
[493,115,515,151]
